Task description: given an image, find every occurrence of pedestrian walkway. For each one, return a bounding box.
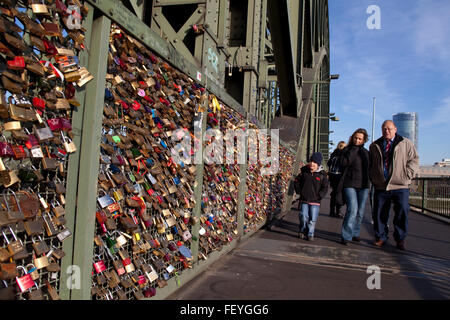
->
[167,194,450,300]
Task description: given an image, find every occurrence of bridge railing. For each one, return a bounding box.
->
[409,177,450,218]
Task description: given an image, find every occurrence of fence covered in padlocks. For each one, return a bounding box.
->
[0,0,91,300]
[0,1,295,300]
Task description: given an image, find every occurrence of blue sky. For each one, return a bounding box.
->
[328,0,450,165]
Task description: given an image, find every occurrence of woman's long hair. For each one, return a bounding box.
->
[348,128,369,146]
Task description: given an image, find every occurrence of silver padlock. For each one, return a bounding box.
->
[97,189,114,208]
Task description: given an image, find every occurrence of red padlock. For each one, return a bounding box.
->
[7,56,25,70]
[131,100,141,111]
[93,256,106,274]
[112,258,125,276]
[143,286,156,298]
[43,38,57,55]
[32,97,46,110]
[121,257,135,273]
[16,266,35,292]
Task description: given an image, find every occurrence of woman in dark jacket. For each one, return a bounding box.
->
[339,129,370,245]
[327,141,347,217]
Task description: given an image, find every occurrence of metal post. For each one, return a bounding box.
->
[422,180,428,214]
[70,15,111,300]
[372,97,376,143]
[191,110,207,264]
[58,2,95,300]
[237,123,249,239]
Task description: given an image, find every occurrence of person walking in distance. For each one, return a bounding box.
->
[369,120,419,250]
[338,129,370,245]
[327,141,347,218]
[293,152,328,241]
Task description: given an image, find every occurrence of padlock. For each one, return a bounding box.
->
[113,230,128,248]
[15,266,34,292]
[2,190,25,222]
[25,263,40,281]
[112,257,125,276]
[31,1,50,16]
[51,200,66,217]
[104,232,117,255]
[93,255,106,274]
[135,270,147,287]
[48,245,66,260]
[133,231,141,243]
[142,263,158,283]
[0,280,15,300]
[33,254,50,270]
[27,281,44,300]
[97,189,114,208]
[31,236,50,256]
[61,131,77,153]
[112,188,124,202]
[43,212,59,237]
[56,228,72,242]
[2,227,24,256]
[38,193,49,210]
[118,250,135,273]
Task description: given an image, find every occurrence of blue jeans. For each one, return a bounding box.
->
[372,189,409,242]
[299,203,320,237]
[341,188,369,241]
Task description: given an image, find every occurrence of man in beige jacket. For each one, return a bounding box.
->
[369,120,419,250]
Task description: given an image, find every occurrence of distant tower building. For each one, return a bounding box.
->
[393,112,418,150]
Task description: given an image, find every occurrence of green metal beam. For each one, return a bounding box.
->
[154,0,207,6]
[58,3,95,301]
[191,110,207,264]
[266,0,299,117]
[70,14,111,300]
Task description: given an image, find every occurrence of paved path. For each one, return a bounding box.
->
[168,195,450,300]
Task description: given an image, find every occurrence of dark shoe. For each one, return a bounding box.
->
[340,238,348,246]
[352,237,361,242]
[307,235,314,241]
[396,241,406,251]
[373,239,385,247]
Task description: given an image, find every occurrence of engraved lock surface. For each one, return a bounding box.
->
[2,227,24,255]
[57,228,72,242]
[34,254,50,270]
